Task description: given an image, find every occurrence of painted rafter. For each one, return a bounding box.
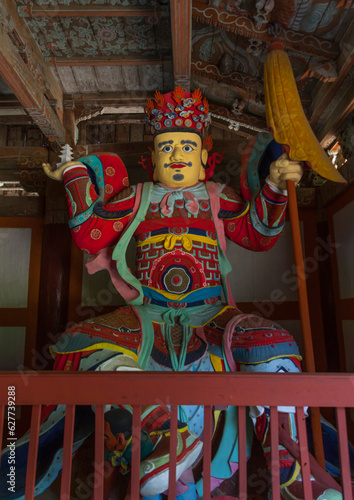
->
[0,22,65,146]
[17,4,160,18]
[192,2,339,60]
[171,0,192,91]
[0,0,63,113]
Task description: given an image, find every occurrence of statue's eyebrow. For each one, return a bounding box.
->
[157,140,174,148]
[181,140,197,147]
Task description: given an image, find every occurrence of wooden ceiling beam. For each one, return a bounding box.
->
[49,56,164,67]
[0,116,33,125]
[192,59,263,98]
[212,120,256,139]
[86,114,144,125]
[171,0,192,91]
[86,138,250,156]
[192,2,339,60]
[18,5,159,18]
[318,87,354,148]
[64,92,152,120]
[0,94,265,135]
[0,23,65,147]
[192,59,312,109]
[65,91,154,104]
[0,95,21,105]
[0,146,48,161]
[209,103,267,133]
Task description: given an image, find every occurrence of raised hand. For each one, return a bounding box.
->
[269,152,303,191]
[42,161,80,182]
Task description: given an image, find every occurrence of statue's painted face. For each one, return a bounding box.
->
[152,131,208,188]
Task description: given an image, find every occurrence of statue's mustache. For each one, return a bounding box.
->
[164,162,192,169]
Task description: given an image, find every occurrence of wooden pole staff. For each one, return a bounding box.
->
[287,179,325,468]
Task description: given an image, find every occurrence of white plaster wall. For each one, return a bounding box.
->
[0,228,31,308]
[333,200,354,299]
[227,222,302,303]
[0,327,26,370]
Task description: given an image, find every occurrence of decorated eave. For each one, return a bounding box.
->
[0,0,352,161]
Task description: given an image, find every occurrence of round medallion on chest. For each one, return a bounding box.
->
[163,266,192,294]
[148,249,207,293]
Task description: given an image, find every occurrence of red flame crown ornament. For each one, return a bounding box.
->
[145,87,211,136]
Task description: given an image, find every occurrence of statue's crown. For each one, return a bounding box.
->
[145,86,211,136]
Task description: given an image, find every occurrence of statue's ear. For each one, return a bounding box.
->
[199,148,208,181]
[151,150,157,181]
[202,148,208,166]
[115,433,126,451]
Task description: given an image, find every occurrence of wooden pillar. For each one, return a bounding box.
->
[0,125,8,146]
[316,219,341,372]
[171,0,192,90]
[78,121,86,146]
[35,154,71,369]
[63,107,76,146]
[300,208,328,372]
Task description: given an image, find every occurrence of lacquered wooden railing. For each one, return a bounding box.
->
[0,372,353,500]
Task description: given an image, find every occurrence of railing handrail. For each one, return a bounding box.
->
[0,372,353,407]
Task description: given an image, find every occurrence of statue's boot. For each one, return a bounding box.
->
[255,410,342,500]
[140,427,202,496]
[142,481,198,500]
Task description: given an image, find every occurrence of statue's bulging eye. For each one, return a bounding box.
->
[162,145,173,153]
[182,145,193,152]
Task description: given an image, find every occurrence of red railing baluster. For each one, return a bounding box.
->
[270,406,280,500]
[203,405,212,500]
[296,407,312,499]
[93,405,104,500]
[131,404,141,500]
[336,407,353,500]
[24,404,41,500]
[60,404,75,500]
[168,404,178,500]
[238,405,247,500]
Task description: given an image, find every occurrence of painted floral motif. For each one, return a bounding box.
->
[25,14,170,58]
[97,28,117,41]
